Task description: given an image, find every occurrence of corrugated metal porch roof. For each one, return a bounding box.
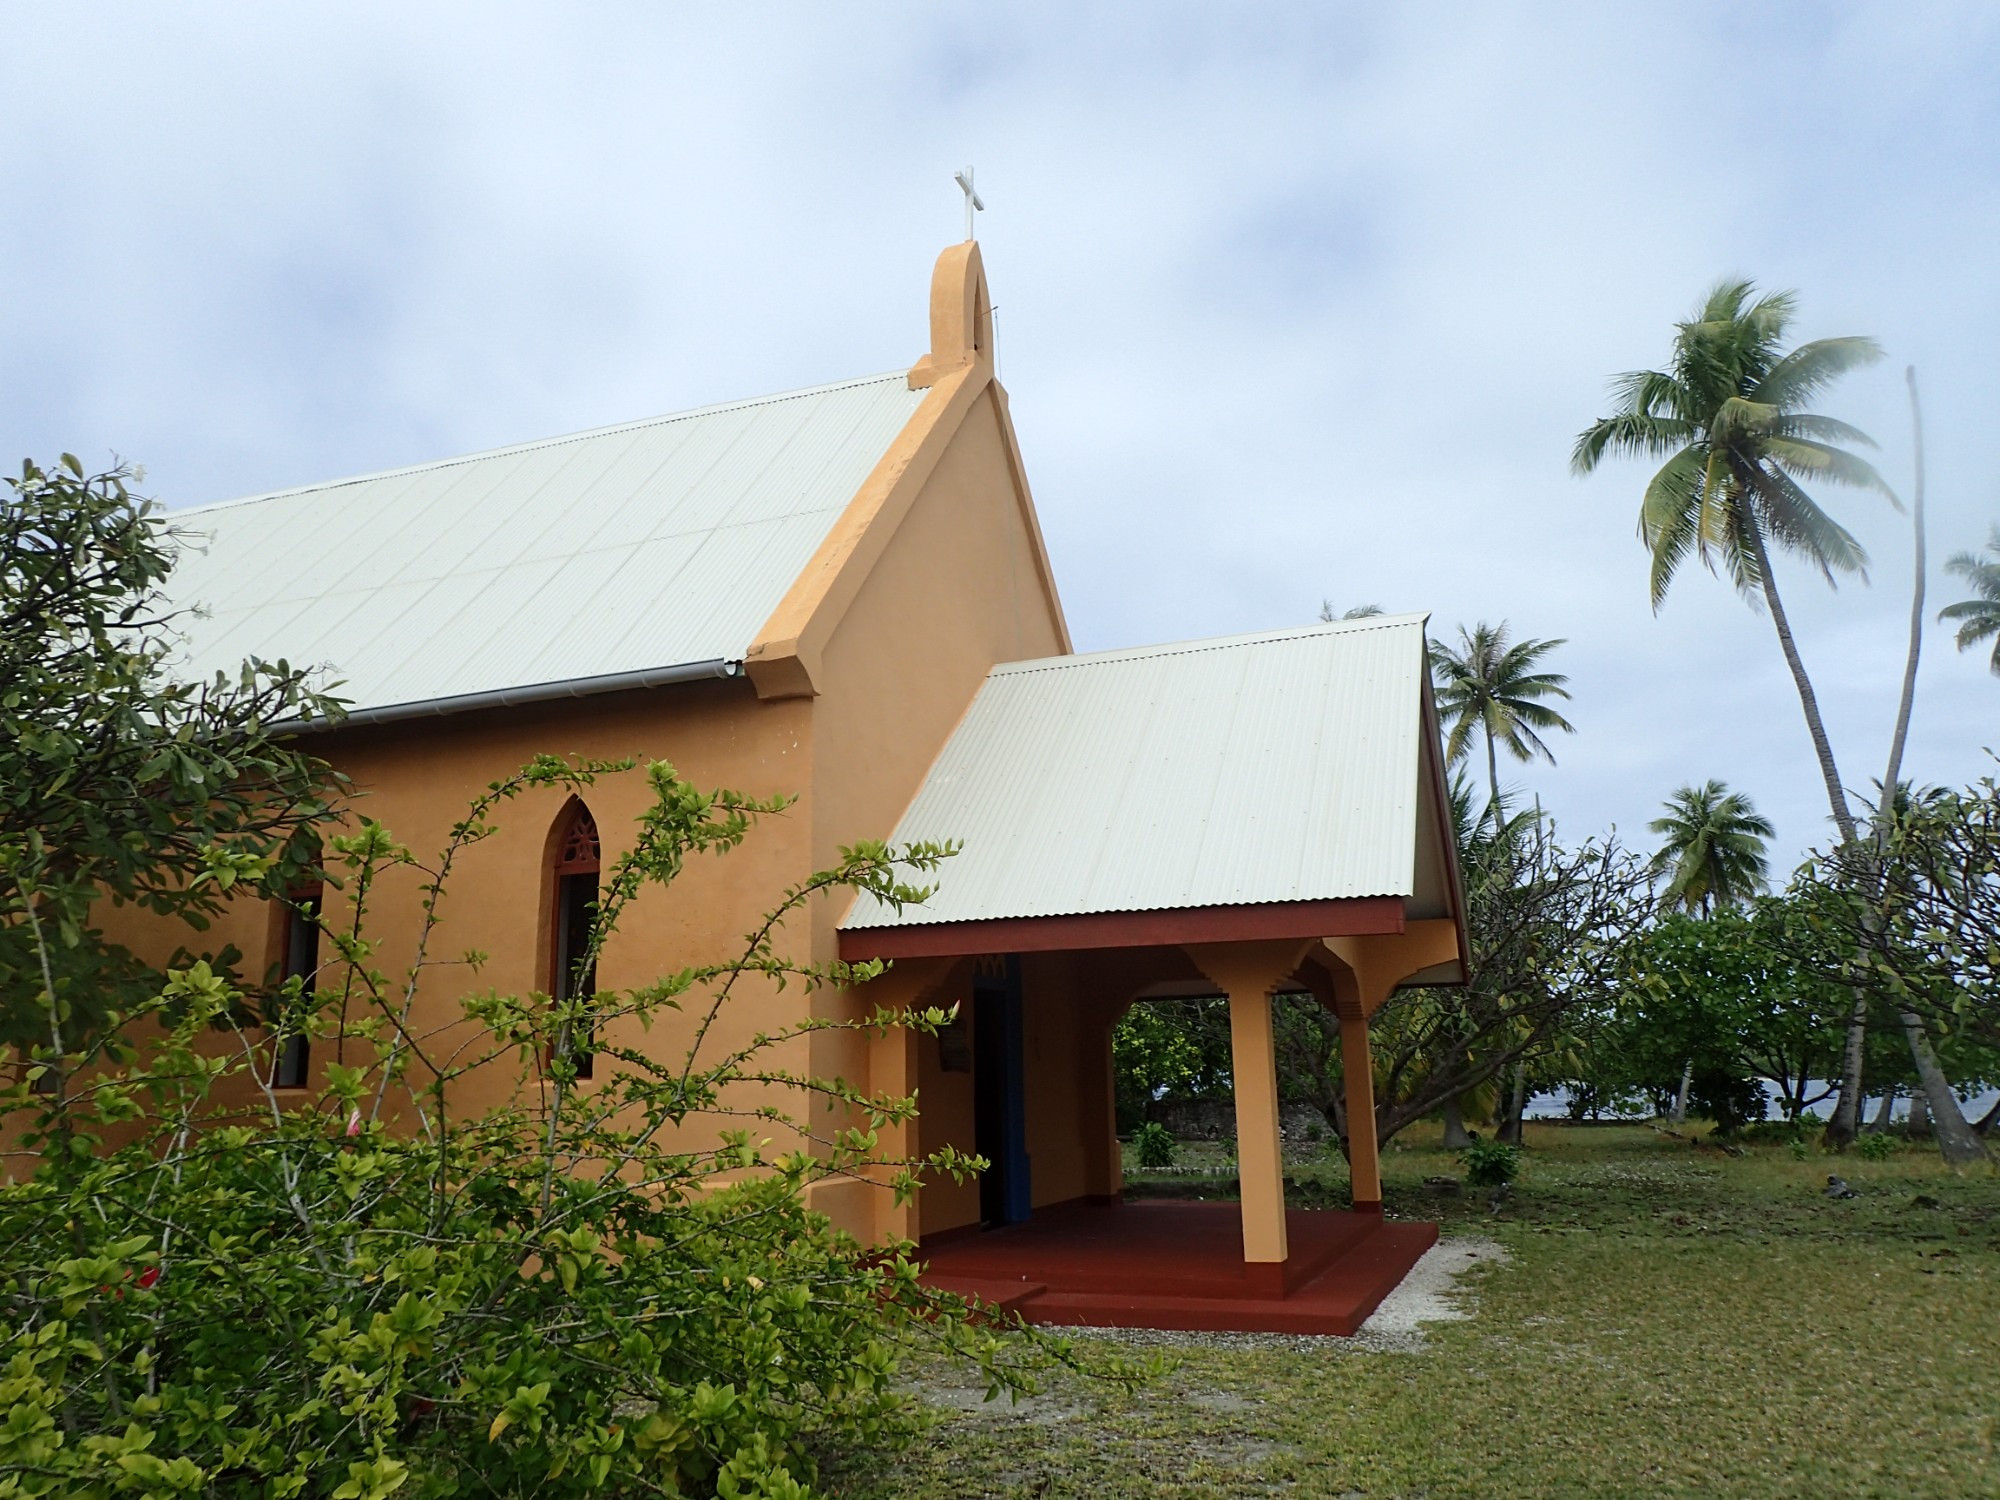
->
[842,614,1435,929]
[159,371,927,718]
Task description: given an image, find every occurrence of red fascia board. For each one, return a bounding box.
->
[837,896,1405,962]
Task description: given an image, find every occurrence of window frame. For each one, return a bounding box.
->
[549,802,601,1081]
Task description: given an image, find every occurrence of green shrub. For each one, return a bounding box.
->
[1739,1120,1808,1145]
[1686,1069,1767,1135]
[1463,1139,1522,1188]
[1856,1130,1897,1161]
[1132,1121,1178,1170]
[0,759,1085,1499]
[1788,1138,1811,1161]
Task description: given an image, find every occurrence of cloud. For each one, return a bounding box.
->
[4,2,1997,869]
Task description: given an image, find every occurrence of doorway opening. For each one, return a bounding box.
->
[972,957,1032,1226]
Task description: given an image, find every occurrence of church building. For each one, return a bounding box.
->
[149,242,1466,1335]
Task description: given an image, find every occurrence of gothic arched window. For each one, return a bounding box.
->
[271,884,321,1088]
[550,800,601,1080]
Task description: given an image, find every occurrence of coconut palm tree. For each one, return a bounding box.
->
[1647,780,1774,915]
[1939,525,2000,674]
[1430,622,1576,819]
[1319,601,1385,621]
[1572,279,1892,847]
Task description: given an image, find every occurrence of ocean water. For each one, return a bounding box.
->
[1525,1080,1999,1123]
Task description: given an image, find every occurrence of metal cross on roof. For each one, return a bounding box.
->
[953,166,984,241]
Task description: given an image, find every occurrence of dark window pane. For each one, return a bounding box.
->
[556,870,597,1080]
[274,891,319,1089]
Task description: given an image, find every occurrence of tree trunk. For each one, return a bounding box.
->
[1828,990,1870,1148]
[1881,367,1927,801]
[1907,1082,1930,1137]
[1440,1092,1473,1150]
[1899,1010,1986,1163]
[1865,1086,1897,1132]
[1741,521,1881,1150]
[1669,1059,1693,1125]
[1863,381,1983,1163]
[1496,1063,1528,1145]
[1744,524,1859,844]
[1485,728,1501,828]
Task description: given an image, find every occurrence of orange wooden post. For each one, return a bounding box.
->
[1339,1011,1383,1212]
[1226,983,1290,1267]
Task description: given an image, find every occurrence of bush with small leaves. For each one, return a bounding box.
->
[1856,1130,1897,1161]
[1,757,1113,1498]
[1463,1139,1522,1188]
[1132,1121,1178,1170]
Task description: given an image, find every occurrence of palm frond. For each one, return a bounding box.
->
[1746,463,1870,582]
[1645,484,1703,611]
[1762,436,1898,502]
[1608,368,1694,419]
[1695,447,1735,554]
[1647,779,1773,912]
[1637,447,1703,549]
[1750,335,1886,410]
[1509,700,1577,732]
[1938,533,2000,675]
[1585,278,1884,623]
[1770,412,1878,449]
[1571,412,1695,473]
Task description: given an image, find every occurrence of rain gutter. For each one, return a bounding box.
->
[273,658,744,735]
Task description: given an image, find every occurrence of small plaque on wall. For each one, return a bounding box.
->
[938,1012,972,1073]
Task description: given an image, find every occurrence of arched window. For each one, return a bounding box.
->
[550,801,601,1080]
[270,884,321,1089]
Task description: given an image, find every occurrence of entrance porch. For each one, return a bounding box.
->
[832,619,1471,1336]
[845,926,1461,1336]
[918,1199,1438,1336]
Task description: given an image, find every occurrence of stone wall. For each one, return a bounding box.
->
[1151,1098,1333,1143]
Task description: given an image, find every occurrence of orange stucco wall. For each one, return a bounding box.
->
[89,678,821,1136]
[69,329,1091,1249]
[808,383,1069,1099]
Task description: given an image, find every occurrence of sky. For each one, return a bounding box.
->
[5,3,1999,873]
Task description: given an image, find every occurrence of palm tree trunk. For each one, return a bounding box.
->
[1831,374,1928,1148]
[1865,1086,1896,1132]
[1744,522,1876,1147]
[1670,1059,1692,1125]
[1900,1010,1986,1162]
[1876,376,1983,1162]
[1485,727,1501,827]
[1828,990,1871,1147]
[1882,367,1926,798]
[1745,524,1858,844]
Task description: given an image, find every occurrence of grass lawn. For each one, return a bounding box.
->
[830,1124,2000,1499]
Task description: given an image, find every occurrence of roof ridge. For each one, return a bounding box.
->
[167,369,912,520]
[990,613,1429,676]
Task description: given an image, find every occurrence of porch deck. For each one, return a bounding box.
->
[918,1200,1437,1336]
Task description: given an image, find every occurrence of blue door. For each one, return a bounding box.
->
[972,957,1032,1225]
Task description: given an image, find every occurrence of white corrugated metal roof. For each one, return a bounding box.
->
[160,372,927,716]
[842,614,1434,928]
